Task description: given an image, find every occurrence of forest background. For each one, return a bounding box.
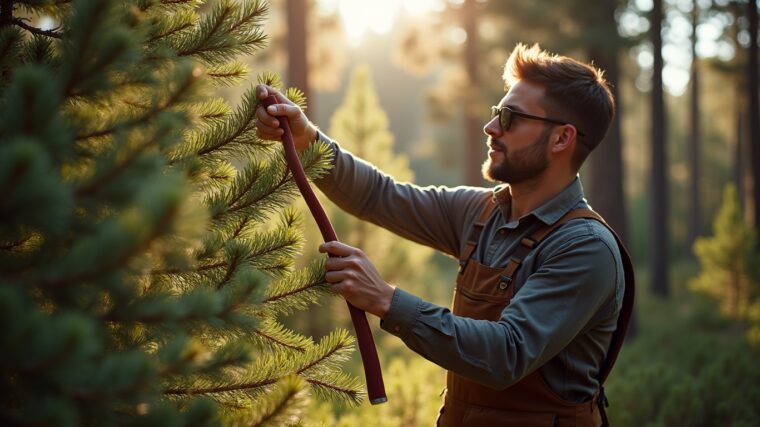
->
[258,0,760,425]
[2,0,759,425]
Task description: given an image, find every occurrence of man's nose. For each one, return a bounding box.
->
[484,116,501,137]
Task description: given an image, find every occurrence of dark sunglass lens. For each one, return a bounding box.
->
[500,108,511,132]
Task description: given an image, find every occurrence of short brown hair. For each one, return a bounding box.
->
[502,43,615,170]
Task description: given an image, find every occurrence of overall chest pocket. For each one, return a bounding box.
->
[453,266,514,321]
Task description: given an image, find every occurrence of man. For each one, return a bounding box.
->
[255,43,633,427]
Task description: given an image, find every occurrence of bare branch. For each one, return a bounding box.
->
[12,18,62,39]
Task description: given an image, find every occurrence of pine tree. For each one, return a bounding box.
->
[691,184,759,320]
[324,65,434,284]
[0,0,361,425]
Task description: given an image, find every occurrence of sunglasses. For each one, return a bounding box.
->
[490,106,586,137]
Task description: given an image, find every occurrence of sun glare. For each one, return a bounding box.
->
[318,0,444,47]
[339,0,399,44]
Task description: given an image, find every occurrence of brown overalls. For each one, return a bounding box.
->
[437,199,635,427]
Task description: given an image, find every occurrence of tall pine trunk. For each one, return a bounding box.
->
[687,1,701,250]
[650,0,669,297]
[587,0,627,247]
[587,0,633,336]
[287,0,310,112]
[748,0,760,239]
[729,1,750,218]
[463,0,483,185]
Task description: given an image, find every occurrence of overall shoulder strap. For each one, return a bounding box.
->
[458,195,499,273]
[501,208,635,384]
[499,209,604,287]
[557,210,635,427]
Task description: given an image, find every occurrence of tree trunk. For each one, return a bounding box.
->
[748,0,760,239]
[587,0,635,337]
[736,108,745,208]
[587,1,627,246]
[286,0,311,112]
[650,0,669,297]
[463,0,483,186]
[728,2,750,217]
[687,1,701,250]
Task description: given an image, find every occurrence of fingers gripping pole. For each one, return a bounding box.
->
[262,96,387,405]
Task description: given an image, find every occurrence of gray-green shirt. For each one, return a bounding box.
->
[313,133,624,403]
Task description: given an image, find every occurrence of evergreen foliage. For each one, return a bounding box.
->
[690,184,760,344]
[0,0,361,424]
[307,355,444,426]
[606,262,760,427]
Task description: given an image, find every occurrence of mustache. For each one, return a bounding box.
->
[488,138,507,151]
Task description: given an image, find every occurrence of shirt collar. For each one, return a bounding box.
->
[492,176,587,226]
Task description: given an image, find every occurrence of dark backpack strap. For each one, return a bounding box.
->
[459,196,499,274]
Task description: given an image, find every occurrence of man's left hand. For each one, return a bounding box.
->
[319,241,396,319]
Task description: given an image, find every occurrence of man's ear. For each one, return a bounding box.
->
[550,125,577,154]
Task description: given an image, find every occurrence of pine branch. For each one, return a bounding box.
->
[176,0,268,64]
[61,0,113,97]
[145,9,195,44]
[164,376,276,396]
[247,318,312,356]
[151,226,300,280]
[225,165,271,214]
[12,17,62,39]
[74,63,200,142]
[231,216,251,240]
[295,331,352,375]
[247,376,308,427]
[0,26,23,68]
[190,98,231,127]
[263,277,326,305]
[194,88,261,157]
[0,234,32,251]
[306,377,363,404]
[163,331,358,400]
[213,236,300,286]
[220,161,291,219]
[36,196,180,290]
[253,329,306,353]
[263,259,331,317]
[204,61,247,87]
[74,121,172,198]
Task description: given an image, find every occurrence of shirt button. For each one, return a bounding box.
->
[498,229,507,235]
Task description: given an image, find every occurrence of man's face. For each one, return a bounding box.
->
[482,81,554,184]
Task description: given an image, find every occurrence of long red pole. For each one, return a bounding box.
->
[262,96,387,404]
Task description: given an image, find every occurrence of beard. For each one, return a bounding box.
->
[482,126,552,184]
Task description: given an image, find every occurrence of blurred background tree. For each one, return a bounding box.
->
[691,185,760,333]
[307,356,444,426]
[0,0,362,424]
[289,64,441,342]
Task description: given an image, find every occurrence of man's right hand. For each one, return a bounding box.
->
[255,84,318,152]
